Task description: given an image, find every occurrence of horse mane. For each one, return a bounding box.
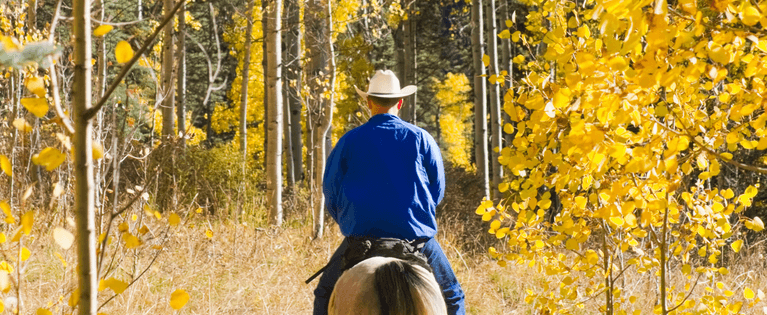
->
[328,257,446,315]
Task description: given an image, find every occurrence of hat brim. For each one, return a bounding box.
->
[355,85,417,99]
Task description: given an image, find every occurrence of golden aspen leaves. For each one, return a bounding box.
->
[169,289,190,310]
[20,98,49,118]
[99,277,128,294]
[740,6,761,26]
[36,309,52,315]
[21,211,33,235]
[53,228,75,250]
[0,155,10,177]
[92,142,104,160]
[12,119,33,133]
[168,213,181,226]
[115,41,134,64]
[745,217,765,232]
[93,25,114,37]
[205,229,214,238]
[25,76,45,98]
[122,233,142,249]
[731,239,743,252]
[32,148,66,171]
[482,54,490,67]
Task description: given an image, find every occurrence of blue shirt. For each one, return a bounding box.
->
[323,113,445,240]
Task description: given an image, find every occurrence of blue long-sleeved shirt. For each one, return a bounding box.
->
[323,113,445,240]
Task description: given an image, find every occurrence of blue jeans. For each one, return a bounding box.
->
[312,237,465,315]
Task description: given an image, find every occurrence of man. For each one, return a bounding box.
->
[313,70,465,314]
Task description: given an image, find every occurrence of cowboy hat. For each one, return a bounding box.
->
[355,70,417,99]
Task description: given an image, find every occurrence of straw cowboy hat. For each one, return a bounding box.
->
[355,70,417,99]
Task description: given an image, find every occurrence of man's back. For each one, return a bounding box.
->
[323,113,445,240]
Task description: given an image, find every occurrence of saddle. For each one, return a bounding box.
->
[305,237,431,284]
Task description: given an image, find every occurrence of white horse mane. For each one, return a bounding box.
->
[328,257,447,315]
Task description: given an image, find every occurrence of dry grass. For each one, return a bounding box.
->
[12,167,767,314]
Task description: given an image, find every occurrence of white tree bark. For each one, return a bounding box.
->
[161,0,176,139]
[472,0,490,200]
[73,0,97,312]
[485,0,503,203]
[266,0,283,226]
[305,0,334,238]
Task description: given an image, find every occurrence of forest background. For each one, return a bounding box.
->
[2,0,767,313]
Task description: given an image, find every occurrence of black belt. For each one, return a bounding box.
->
[305,236,431,284]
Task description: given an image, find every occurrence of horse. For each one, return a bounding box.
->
[328,256,447,315]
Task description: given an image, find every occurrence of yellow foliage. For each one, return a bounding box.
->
[433,73,473,170]
[477,0,767,313]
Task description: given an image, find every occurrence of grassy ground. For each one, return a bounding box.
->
[13,167,767,314]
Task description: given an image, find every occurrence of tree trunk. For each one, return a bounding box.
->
[400,0,416,123]
[263,0,269,170]
[161,0,176,139]
[177,2,187,147]
[485,0,503,203]
[306,0,334,238]
[240,0,255,158]
[285,0,303,184]
[73,0,97,313]
[472,0,490,200]
[266,0,283,226]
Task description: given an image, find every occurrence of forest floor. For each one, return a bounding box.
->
[14,166,767,314]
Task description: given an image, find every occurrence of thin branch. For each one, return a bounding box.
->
[84,0,186,120]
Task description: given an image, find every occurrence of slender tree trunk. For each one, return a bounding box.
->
[281,11,294,189]
[472,0,490,200]
[285,0,303,184]
[306,0,333,238]
[266,0,283,226]
[263,0,269,170]
[161,0,176,139]
[27,0,36,30]
[73,0,97,313]
[240,0,255,158]
[177,2,187,147]
[400,0,416,123]
[485,0,503,203]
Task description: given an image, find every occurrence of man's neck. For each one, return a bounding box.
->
[370,106,399,116]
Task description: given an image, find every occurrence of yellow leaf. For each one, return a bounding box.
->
[20,247,30,261]
[609,216,624,227]
[122,233,141,249]
[498,29,510,39]
[575,196,587,209]
[511,31,521,42]
[719,267,729,275]
[205,229,213,238]
[36,308,52,315]
[490,220,501,230]
[741,6,760,26]
[99,277,128,294]
[93,25,114,37]
[21,211,33,235]
[25,76,46,98]
[115,41,134,64]
[32,147,66,171]
[92,142,104,160]
[0,155,10,177]
[0,261,13,274]
[68,287,80,307]
[169,289,190,310]
[745,287,755,299]
[482,54,490,67]
[751,217,764,232]
[53,227,74,250]
[731,239,743,252]
[20,98,49,118]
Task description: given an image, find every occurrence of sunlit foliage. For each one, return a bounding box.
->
[434,73,473,170]
[477,0,767,313]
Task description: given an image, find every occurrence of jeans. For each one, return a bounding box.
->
[313,237,465,315]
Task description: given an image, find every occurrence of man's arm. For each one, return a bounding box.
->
[423,133,446,206]
[323,137,346,222]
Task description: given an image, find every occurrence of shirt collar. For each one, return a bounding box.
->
[367,113,400,124]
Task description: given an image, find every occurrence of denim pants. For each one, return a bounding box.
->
[312,237,466,315]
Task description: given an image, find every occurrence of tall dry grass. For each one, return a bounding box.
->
[12,166,767,314]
